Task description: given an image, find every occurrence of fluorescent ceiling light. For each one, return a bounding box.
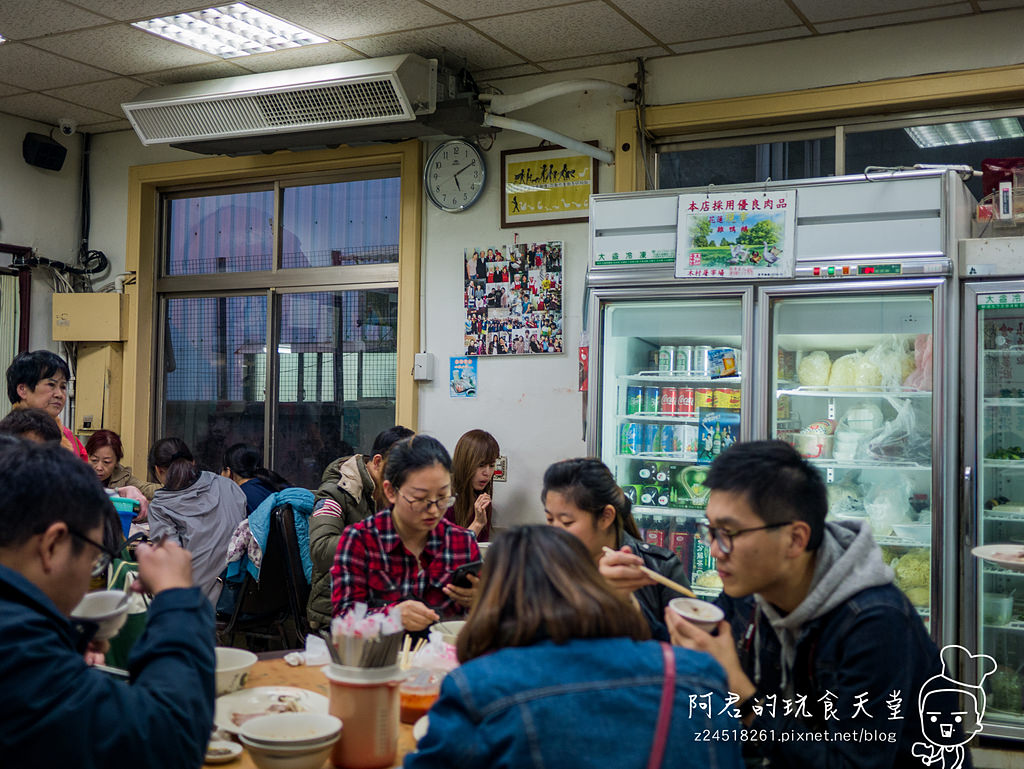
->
[132,3,327,59]
[904,118,1024,149]
[0,34,6,44]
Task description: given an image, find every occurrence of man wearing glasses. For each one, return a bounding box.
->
[0,439,214,769]
[662,440,959,769]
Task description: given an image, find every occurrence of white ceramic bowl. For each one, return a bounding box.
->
[70,590,130,641]
[215,647,258,696]
[891,524,931,544]
[668,597,725,633]
[240,713,341,747]
[433,620,466,646]
[477,542,490,559]
[239,736,336,769]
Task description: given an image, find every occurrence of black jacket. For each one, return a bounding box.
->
[621,530,691,640]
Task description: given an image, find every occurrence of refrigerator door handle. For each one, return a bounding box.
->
[961,465,974,543]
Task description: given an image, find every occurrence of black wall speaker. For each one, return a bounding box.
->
[22,132,67,171]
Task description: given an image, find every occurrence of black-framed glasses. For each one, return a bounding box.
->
[398,491,457,514]
[68,528,120,577]
[696,518,792,555]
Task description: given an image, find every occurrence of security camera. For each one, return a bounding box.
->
[58,118,76,136]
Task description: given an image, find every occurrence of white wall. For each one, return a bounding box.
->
[83,7,1024,525]
[0,112,82,352]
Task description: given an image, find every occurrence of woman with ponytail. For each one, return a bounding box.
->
[147,438,247,603]
[221,443,291,514]
[542,457,690,639]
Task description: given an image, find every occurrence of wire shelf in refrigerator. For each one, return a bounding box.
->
[621,372,742,385]
[633,505,705,519]
[983,565,1024,578]
[984,398,1024,407]
[983,460,1024,471]
[983,346,1024,355]
[807,458,931,471]
[982,620,1024,632]
[618,453,702,463]
[616,413,700,424]
[776,387,931,398]
[983,510,1024,522]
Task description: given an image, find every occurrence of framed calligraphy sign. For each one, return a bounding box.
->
[500,143,598,228]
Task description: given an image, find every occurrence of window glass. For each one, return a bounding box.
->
[281,177,400,268]
[658,138,835,189]
[162,295,267,473]
[166,190,273,275]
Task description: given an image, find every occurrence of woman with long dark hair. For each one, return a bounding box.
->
[331,435,480,631]
[446,429,499,540]
[147,438,246,604]
[542,457,691,638]
[406,526,741,769]
[220,442,291,514]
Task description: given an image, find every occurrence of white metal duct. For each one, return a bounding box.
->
[123,54,437,146]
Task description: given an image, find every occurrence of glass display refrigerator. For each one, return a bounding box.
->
[963,276,1024,739]
[587,169,972,636]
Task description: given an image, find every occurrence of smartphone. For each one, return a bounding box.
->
[450,560,483,588]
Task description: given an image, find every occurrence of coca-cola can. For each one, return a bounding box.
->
[660,387,678,415]
[677,387,695,416]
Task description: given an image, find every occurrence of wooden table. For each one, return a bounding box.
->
[205,658,416,769]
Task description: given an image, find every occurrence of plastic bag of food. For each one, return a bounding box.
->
[903,334,932,391]
[866,397,930,463]
[828,353,858,389]
[864,336,909,390]
[853,355,882,391]
[894,549,930,590]
[862,471,913,537]
[827,475,865,519]
[797,350,831,386]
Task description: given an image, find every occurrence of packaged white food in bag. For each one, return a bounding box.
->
[797,351,831,386]
[828,352,859,389]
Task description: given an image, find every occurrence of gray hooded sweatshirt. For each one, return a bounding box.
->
[754,519,894,697]
[148,471,247,604]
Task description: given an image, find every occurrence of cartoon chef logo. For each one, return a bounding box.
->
[912,645,996,768]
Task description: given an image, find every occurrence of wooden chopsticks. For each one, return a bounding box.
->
[601,546,697,599]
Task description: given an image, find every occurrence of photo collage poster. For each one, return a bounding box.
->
[464,241,563,356]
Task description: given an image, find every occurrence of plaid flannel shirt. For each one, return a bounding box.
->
[330,510,479,618]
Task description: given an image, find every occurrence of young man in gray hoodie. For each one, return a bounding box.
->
[666,440,966,769]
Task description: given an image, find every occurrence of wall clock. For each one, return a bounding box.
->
[424,139,486,212]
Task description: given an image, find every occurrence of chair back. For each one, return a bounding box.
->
[274,504,311,639]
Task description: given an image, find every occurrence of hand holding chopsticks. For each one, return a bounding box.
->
[600,545,697,599]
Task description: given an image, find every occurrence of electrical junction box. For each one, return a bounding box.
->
[52,293,129,342]
[75,342,123,435]
[413,352,435,381]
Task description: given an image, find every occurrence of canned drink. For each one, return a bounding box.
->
[777,395,791,420]
[621,423,641,455]
[658,345,675,372]
[714,388,741,409]
[636,461,659,482]
[660,387,677,415]
[642,386,660,413]
[677,387,695,416]
[655,489,672,507]
[660,425,675,454]
[626,386,642,415]
[648,350,660,371]
[693,345,713,377]
[674,345,693,375]
[642,423,661,454]
[655,463,671,483]
[621,484,640,504]
[640,485,659,506]
[695,388,713,409]
[676,424,698,459]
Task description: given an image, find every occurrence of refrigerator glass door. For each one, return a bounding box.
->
[767,291,935,627]
[600,296,747,598]
[975,294,1024,725]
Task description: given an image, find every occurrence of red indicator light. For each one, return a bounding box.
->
[842,266,850,275]
[865,267,874,274]
[813,267,821,276]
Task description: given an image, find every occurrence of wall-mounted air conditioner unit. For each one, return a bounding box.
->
[121,54,489,156]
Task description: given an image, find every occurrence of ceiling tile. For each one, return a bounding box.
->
[0,0,110,39]
[31,25,219,74]
[64,1,212,22]
[344,23,523,70]
[474,63,544,80]
[255,0,451,39]
[233,42,365,73]
[79,119,134,133]
[613,0,802,44]
[669,26,811,54]
[978,0,1024,9]
[139,60,253,85]
[0,92,118,126]
[43,77,149,117]
[539,45,666,72]
[814,4,973,34]
[793,1,967,23]
[471,2,657,60]
[427,0,558,18]
[0,83,27,98]
[0,43,116,90]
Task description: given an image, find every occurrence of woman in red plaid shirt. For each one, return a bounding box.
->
[331,435,481,631]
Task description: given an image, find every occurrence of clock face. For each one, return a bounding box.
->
[425,140,486,212]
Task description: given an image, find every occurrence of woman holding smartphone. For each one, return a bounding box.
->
[331,435,480,631]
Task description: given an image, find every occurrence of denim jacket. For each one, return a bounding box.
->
[720,585,967,769]
[405,637,743,769]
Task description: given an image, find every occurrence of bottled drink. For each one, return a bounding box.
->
[712,420,722,456]
[636,461,659,483]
